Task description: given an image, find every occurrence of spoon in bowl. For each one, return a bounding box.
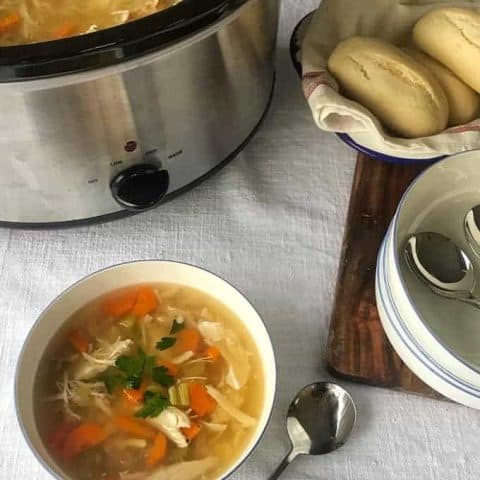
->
[465,206,480,256]
[269,382,356,480]
[405,232,480,309]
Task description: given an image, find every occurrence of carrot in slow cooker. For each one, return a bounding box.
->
[0,12,21,35]
[132,286,158,317]
[113,415,157,440]
[62,423,108,460]
[146,432,167,468]
[189,383,217,417]
[174,328,201,354]
[53,22,77,40]
[67,328,90,353]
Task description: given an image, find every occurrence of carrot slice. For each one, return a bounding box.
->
[155,359,178,377]
[132,286,158,317]
[62,423,108,460]
[188,383,217,417]
[121,382,147,406]
[0,12,21,34]
[53,22,76,39]
[102,289,137,317]
[67,328,90,353]
[181,422,201,441]
[146,432,167,468]
[174,328,201,354]
[113,415,157,440]
[203,346,221,361]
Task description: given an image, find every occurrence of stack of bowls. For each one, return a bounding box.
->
[376,150,480,408]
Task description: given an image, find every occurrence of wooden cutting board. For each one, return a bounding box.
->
[326,153,444,399]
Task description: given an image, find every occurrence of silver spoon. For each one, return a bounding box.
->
[465,206,480,256]
[405,232,480,308]
[269,382,356,480]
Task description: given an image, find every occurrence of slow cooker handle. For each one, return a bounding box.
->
[110,163,170,211]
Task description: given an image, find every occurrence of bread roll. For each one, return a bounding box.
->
[405,48,479,126]
[327,37,449,138]
[413,8,480,93]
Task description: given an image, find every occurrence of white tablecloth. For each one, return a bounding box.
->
[1,1,479,479]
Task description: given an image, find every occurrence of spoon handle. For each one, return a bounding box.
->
[462,295,480,309]
[268,449,298,480]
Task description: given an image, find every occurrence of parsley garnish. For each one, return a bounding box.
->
[104,347,156,392]
[170,318,185,334]
[156,337,177,351]
[104,373,126,394]
[152,366,175,387]
[115,348,146,389]
[135,391,169,418]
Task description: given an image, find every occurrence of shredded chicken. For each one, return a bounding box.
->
[205,386,256,428]
[198,321,251,390]
[113,438,148,449]
[145,457,218,480]
[72,337,133,380]
[147,407,190,448]
[171,351,194,365]
[111,10,130,24]
[200,421,228,433]
[47,371,111,420]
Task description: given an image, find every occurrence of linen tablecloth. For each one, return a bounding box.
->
[1,1,479,478]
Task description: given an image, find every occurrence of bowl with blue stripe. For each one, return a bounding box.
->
[375,150,480,408]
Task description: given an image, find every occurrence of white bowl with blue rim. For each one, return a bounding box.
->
[376,150,480,408]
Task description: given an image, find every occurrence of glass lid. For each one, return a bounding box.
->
[0,0,246,81]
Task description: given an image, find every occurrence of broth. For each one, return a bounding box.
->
[0,0,181,46]
[34,283,264,480]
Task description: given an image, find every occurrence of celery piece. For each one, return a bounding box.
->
[168,385,179,405]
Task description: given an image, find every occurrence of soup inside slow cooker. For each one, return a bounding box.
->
[34,283,264,480]
[0,0,182,46]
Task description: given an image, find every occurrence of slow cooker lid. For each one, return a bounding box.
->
[0,0,246,82]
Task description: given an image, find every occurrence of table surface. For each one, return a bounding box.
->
[2,2,479,479]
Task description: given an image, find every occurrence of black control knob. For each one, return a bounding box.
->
[110,163,169,211]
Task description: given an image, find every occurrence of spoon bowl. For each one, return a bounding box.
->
[405,232,480,308]
[465,206,480,256]
[269,382,356,479]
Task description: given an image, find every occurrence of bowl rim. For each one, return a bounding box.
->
[14,259,277,480]
[336,133,446,165]
[389,149,480,377]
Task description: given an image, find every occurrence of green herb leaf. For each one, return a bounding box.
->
[104,373,126,394]
[156,337,177,351]
[135,391,169,418]
[170,318,185,334]
[116,349,145,377]
[124,375,142,390]
[115,347,149,390]
[152,366,175,387]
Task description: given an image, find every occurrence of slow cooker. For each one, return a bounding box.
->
[0,0,279,226]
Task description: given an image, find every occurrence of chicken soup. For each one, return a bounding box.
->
[0,0,181,46]
[34,283,264,480]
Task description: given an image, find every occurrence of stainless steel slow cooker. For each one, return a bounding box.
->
[0,0,279,226]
